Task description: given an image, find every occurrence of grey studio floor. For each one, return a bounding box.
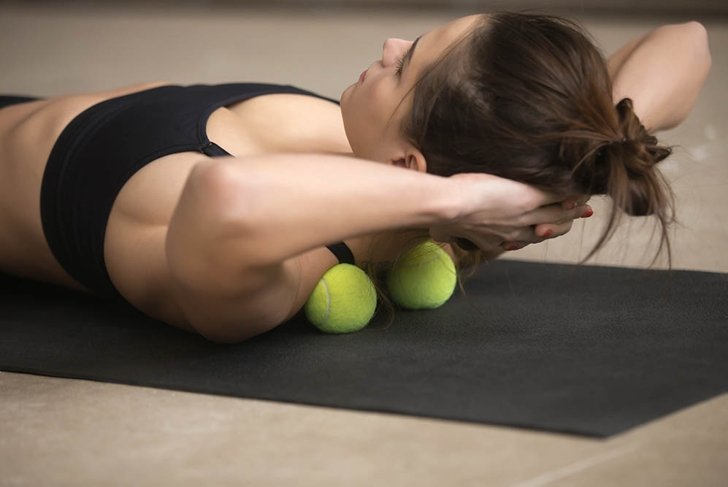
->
[1,2,727,486]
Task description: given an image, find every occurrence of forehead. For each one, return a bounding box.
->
[384,15,484,132]
[408,15,483,78]
[426,15,483,51]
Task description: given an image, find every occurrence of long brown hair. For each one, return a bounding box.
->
[365,12,675,322]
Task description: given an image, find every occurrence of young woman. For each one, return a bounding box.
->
[0,13,711,342]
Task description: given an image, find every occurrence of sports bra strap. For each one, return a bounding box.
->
[326,241,355,265]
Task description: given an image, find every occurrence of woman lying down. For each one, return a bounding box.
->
[0,13,711,342]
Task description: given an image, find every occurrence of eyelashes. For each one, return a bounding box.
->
[394,36,420,78]
[394,44,413,77]
[395,56,405,76]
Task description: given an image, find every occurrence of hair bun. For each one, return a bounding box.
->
[615,98,671,170]
[590,98,671,216]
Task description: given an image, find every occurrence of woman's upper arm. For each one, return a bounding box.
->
[164,160,344,342]
[168,252,302,343]
[608,21,711,131]
[169,245,343,344]
[608,21,710,78]
[164,159,302,342]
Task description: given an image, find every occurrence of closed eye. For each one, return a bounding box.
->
[395,56,406,76]
[395,36,421,77]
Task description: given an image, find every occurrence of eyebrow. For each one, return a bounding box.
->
[402,35,422,73]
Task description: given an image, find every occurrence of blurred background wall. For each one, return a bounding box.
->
[0,0,726,268]
[2,0,727,17]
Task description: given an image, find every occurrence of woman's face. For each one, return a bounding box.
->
[340,14,483,167]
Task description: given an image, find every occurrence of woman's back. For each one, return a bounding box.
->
[0,83,169,290]
[0,81,351,328]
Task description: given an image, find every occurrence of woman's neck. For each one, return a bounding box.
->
[345,228,430,269]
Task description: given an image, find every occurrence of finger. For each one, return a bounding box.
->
[503,226,545,244]
[534,205,592,239]
[531,188,566,208]
[505,203,592,247]
[521,203,592,227]
[534,220,574,239]
[502,241,529,251]
[561,194,591,209]
[507,180,567,209]
[502,222,567,250]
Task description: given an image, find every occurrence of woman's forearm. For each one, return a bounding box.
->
[608,21,711,132]
[165,154,575,341]
[173,154,461,270]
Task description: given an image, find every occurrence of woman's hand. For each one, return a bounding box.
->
[429,173,591,252]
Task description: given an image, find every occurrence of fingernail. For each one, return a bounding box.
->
[582,208,594,218]
[504,243,518,251]
[541,229,553,238]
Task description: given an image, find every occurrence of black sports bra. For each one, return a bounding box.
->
[40,83,355,301]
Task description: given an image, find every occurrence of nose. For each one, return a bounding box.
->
[382,38,413,67]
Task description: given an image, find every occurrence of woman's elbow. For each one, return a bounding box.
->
[685,21,712,70]
[664,21,712,72]
[190,314,284,344]
[196,325,268,344]
[177,267,298,345]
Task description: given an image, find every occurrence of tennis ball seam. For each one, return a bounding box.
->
[398,254,439,267]
[386,242,457,310]
[394,252,457,274]
[396,244,453,267]
[321,277,331,324]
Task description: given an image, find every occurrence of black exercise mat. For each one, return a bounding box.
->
[1,260,726,438]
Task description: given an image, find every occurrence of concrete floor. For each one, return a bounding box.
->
[1,4,727,486]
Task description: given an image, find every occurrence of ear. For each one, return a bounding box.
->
[391,148,427,173]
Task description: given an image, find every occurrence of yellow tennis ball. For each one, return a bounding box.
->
[386,241,457,310]
[304,263,377,334]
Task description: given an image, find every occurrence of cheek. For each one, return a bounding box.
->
[367,77,391,109]
[357,79,393,131]
[342,81,390,154]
